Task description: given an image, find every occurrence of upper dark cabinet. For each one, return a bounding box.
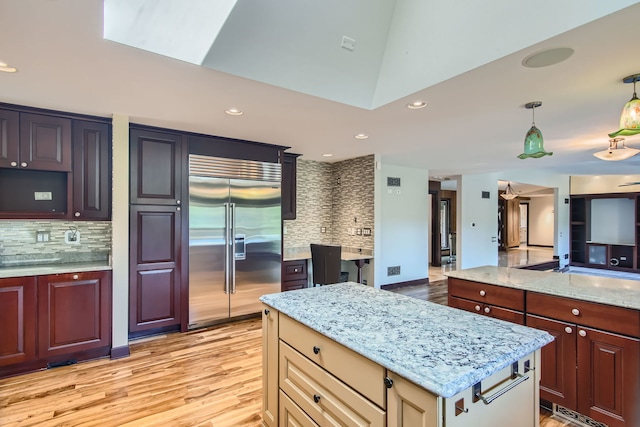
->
[130,128,184,206]
[19,112,72,172]
[282,153,300,220]
[72,120,111,220]
[0,109,19,168]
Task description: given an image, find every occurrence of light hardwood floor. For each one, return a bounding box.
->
[1,284,580,427]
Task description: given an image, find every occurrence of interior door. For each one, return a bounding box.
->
[506,199,521,248]
[230,179,281,317]
[188,175,230,327]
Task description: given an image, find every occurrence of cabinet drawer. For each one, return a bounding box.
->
[449,296,524,325]
[280,341,385,426]
[282,279,307,292]
[283,260,307,281]
[448,278,525,311]
[279,314,385,408]
[527,292,640,337]
[280,390,318,427]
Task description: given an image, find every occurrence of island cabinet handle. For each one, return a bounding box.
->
[479,290,486,297]
[571,308,580,316]
[264,308,270,315]
[578,330,587,337]
[313,394,321,403]
[384,377,393,389]
[473,373,529,405]
[313,346,320,355]
[564,327,573,334]
[475,305,481,312]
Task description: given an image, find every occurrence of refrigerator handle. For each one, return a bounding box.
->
[223,202,230,294]
[231,202,237,294]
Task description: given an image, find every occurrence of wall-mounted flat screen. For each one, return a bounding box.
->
[590,198,635,245]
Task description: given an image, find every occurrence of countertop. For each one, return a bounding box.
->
[283,247,373,262]
[445,266,640,310]
[0,261,112,279]
[260,283,553,398]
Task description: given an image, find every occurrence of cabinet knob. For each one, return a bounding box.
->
[578,330,587,337]
[10,161,17,167]
[176,199,181,205]
[564,326,573,334]
[483,306,491,314]
[571,308,580,316]
[313,346,320,355]
[20,162,27,168]
[72,274,79,280]
[264,308,270,315]
[384,377,394,389]
[475,305,481,312]
[313,394,321,403]
[176,207,181,211]
[479,290,486,297]
[74,212,81,217]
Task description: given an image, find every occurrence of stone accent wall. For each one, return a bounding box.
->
[0,220,111,263]
[283,155,375,252]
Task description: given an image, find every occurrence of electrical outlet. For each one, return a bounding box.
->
[320,227,326,233]
[356,228,362,235]
[36,231,50,242]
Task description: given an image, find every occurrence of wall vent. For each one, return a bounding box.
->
[387,266,401,276]
[387,177,401,187]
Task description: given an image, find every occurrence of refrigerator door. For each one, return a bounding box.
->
[188,175,231,327]
[229,179,281,317]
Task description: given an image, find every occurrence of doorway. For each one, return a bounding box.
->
[519,202,529,246]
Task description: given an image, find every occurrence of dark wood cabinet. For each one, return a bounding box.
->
[37,271,112,359]
[0,277,37,367]
[72,120,111,220]
[447,277,525,325]
[282,153,300,220]
[19,112,72,172]
[282,259,308,291]
[129,205,182,334]
[130,128,184,206]
[0,109,19,169]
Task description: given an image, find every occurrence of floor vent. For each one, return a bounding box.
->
[47,359,77,369]
[554,405,608,427]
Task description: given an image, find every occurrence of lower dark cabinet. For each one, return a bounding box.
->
[282,260,308,292]
[0,277,37,367]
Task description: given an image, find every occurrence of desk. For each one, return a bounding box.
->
[283,248,373,284]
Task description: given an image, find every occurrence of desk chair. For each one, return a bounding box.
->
[310,244,349,285]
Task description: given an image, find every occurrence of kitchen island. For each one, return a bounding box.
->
[260,282,553,427]
[446,266,640,427]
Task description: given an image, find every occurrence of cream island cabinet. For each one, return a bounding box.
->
[260,283,553,427]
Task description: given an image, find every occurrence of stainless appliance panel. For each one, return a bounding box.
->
[229,178,281,317]
[188,176,230,326]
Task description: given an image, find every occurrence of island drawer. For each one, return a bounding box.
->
[279,314,386,408]
[448,278,525,311]
[279,341,385,426]
[526,292,640,337]
[280,390,319,427]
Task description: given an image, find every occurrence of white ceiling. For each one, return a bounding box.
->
[1,0,640,179]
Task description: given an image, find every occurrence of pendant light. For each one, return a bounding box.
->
[518,101,553,159]
[609,73,640,138]
[593,137,640,161]
[500,182,518,200]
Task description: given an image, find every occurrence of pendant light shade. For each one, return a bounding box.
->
[609,73,640,138]
[500,182,518,200]
[518,101,553,159]
[593,138,640,161]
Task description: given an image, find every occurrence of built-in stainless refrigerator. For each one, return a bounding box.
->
[188,154,281,329]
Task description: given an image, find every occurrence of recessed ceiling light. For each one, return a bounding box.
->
[522,47,574,68]
[407,101,427,109]
[0,61,17,73]
[225,108,243,116]
[354,133,368,140]
[322,153,333,157]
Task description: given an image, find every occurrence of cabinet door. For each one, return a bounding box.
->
[576,327,639,427]
[130,128,183,205]
[262,305,279,427]
[387,371,439,427]
[0,277,36,367]
[281,153,298,220]
[0,109,19,169]
[19,112,72,171]
[37,271,112,358]
[72,120,111,220]
[129,205,182,333]
[526,314,577,410]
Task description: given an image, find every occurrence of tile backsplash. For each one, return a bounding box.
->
[0,220,111,264]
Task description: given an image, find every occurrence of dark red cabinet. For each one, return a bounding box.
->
[282,153,299,220]
[0,277,37,367]
[0,109,19,169]
[19,112,72,172]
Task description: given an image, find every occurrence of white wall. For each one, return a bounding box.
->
[374,162,429,287]
[527,196,554,246]
[571,175,640,194]
[457,173,500,269]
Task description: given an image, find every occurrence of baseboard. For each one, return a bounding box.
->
[110,345,131,360]
[381,277,429,290]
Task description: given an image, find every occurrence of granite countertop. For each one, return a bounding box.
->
[446,266,640,310]
[0,261,112,279]
[283,247,373,262]
[260,283,553,398]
